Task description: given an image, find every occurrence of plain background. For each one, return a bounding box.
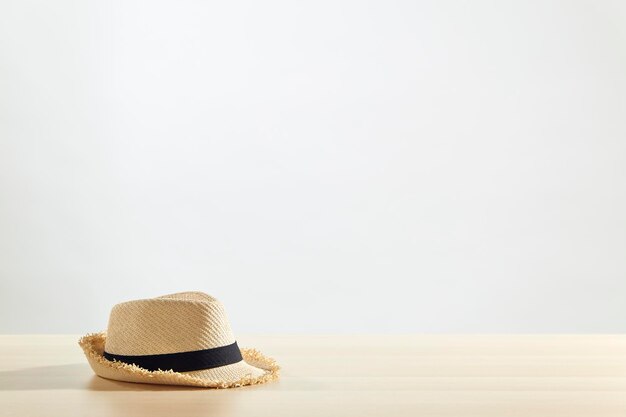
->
[1,0,625,334]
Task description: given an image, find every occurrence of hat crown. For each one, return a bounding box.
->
[104,292,235,356]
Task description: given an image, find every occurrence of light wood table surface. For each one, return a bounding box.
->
[1,335,626,416]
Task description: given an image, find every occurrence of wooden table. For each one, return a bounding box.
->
[1,335,626,416]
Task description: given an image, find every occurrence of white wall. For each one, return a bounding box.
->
[1,0,626,334]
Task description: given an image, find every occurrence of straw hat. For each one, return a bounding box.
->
[79,291,279,388]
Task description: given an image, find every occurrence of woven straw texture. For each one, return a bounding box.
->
[78,292,279,388]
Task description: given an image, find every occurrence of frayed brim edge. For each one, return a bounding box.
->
[78,333,280,388]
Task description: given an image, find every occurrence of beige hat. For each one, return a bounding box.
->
[79,291,279,388]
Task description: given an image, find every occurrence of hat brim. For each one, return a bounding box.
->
[79,333,279,388]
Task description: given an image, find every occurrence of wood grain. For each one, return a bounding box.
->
[1,335,626,416]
